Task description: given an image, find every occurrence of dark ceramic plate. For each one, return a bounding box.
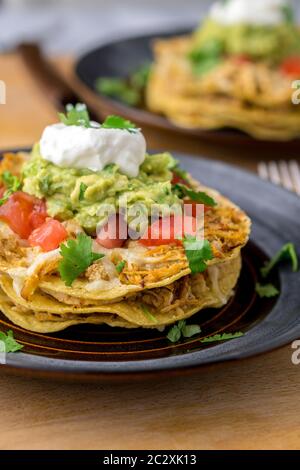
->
[1,150,300,382]
[75,28,300,148]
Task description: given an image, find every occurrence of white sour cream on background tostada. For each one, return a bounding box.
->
[40,122,146,178]
[210,0,290,26]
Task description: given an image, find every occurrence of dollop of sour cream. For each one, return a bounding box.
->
[210,0,289,26]
[40,123,146,177]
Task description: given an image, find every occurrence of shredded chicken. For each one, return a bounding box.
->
[85,262,110,281]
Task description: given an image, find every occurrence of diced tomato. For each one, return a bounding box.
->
[96,214,128,249]
[29,199,47,229]
[28,218,68,252]
[183,200,210,218]
[0,192,35,239]
[280,56,300,77]
[171,172,189,186]
[0,191,48,239]
[140,215,197,246]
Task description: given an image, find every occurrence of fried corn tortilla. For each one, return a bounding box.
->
[0,252,241,332]
[0,150,250,333]
[146,36,300,140]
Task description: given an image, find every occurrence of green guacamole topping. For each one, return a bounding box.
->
[22,145,182,233]
[192,19,300,65]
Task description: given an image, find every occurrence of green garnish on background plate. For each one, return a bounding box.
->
[96,62,151,106]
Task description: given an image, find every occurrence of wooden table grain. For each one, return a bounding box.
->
[0,53,300,451]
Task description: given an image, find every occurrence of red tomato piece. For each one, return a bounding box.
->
[29,199,47,230]
[28,218,68,252]
[96,214,128,249]
[0,191,48,239]
[280,56,300,77]
[0,186,6,198]
[0,192,34,239]
[140,215,197,246]
[171,172,189,186]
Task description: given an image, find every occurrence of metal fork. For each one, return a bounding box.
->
[257,160,300,196]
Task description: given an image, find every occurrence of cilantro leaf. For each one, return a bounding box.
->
[201,332,244,343]
[0,330,23,352]
[261,243,298,278]
[167,320,201,343]
[96,77,140,106]
[141,304,157,323]
[255,283,279,298]
[181,323,202,338]
[130,63,151,90]
[58,233,104,286]
[174,183,217,207]
[102,115,137,132]
[116,260,126,274]
[0,171,21,206]
[183,236,213,274]
[96,63,150,106]
[79,182,87,201]
[58,103,91,128]
[167,324,182,343]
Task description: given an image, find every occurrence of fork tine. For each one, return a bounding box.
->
[278,160,294,192]
[268,161,281,186]
[289,160,300,196]
[257,162,269,180]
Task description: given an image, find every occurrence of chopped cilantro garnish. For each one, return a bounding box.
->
[102,115,137,132]
[167,320,201,343]
[200,332,244,343]
[141,304,157,323]
[96,77,140,106]
[261,243,298,278]
[183,236,213,274]
[95,63,151,106]
[131,63,151,90]
[0,171,21,206]
[189,38,223,76]
[173,183,217,207]
[116,260,126,274]
[255,283,279,298]
[58,103,91,128]
[0,330,23,352]
[79,182,87,201]
[59,233,104,286]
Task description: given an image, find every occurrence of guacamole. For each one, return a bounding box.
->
[22,145,182,233]
[193,19,300,63]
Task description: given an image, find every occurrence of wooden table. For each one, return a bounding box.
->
[0,54,300,450]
